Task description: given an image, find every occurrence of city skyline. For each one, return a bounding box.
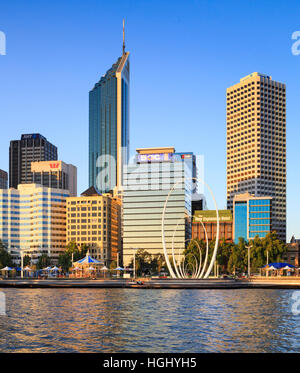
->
[0,0,299,239]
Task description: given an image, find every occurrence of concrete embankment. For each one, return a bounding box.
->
[1,278,300,289]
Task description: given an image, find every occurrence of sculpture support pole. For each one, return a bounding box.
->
[161,177,219,279]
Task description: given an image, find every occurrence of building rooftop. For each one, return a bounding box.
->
[136,147,175,154]
[240,72,272,83]
[80,186,101,197]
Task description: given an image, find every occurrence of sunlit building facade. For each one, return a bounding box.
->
[66,187,121,265]
[31,160,77,197]
[226,72,286,242]
[192,210,233,243]
[122,147,195,266]
[0,183,69,262]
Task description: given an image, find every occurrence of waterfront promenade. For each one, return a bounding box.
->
[1,277,300,289]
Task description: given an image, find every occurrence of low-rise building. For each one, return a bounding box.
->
[192,210,233,242]
[66,187,121,265]
[233,192,272,243]
[283,236,300,267]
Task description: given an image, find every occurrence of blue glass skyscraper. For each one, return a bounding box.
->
[89,28,129,193]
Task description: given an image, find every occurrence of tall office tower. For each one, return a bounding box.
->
[9,134,58,189]
[226,72,286,242]
[89,23,130,193]
[122,147,196,266]
[31,160,77,196]
[0,170,8,189]
[89,22,129,193]
[0,184,69,263]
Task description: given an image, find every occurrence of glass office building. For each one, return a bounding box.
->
[0,184,69,263]
[122,147,195,266]
[233,192,272,243]
[9,134,58,189]
[89,51,130,193]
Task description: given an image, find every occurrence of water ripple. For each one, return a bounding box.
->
[0,288,299,352]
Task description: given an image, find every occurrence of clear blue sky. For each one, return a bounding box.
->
[0,0,299,240]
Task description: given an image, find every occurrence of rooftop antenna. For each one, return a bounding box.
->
[122,19,125,55]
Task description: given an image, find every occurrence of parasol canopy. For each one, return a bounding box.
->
[1,266,12,271]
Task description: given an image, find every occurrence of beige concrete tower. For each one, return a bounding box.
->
[226,72,286,242]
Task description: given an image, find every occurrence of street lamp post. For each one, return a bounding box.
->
[245,244,252,278]
[20,250,24,279]
[133,251,136,279]
[266,249,269,278]
[14,248,26,279]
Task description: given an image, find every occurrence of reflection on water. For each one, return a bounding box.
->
[0,288,299,352]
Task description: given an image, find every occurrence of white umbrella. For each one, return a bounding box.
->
[88,266,96,271]
[101,266,108,271]
[114,267,124,271]
[282,266,293,270]
[43,266,51,271]
[266,266,277,270]
[24,266,32,271]
[1,266,12,271]
[51,266,60,271]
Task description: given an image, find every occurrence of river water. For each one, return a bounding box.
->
[0,288,299,352]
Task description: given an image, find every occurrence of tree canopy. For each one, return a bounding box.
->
[58,242,89,272]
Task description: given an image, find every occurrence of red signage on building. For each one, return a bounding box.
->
[50,163,60,169]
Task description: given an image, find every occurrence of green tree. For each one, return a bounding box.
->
[227,237,247,274]
[58,253,72,273]
[128,249,154,276]
[36,253,51,270]
[23,255,31,267]
[58,242,89,272]
[0,239,13,268]
[110,260,117,270]
[151,253,166,274]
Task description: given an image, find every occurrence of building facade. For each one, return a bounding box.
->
[284,236,300,267]
[122,147,195,266]
[0,169,8,189]
[0,184,69,262]
[9,134,58,189]
[31,160,77,197]
[192,210,233,243]
[89,50,130,193]
[226,72,286,241]
[66,187,121,265]
[233,192,272,244]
